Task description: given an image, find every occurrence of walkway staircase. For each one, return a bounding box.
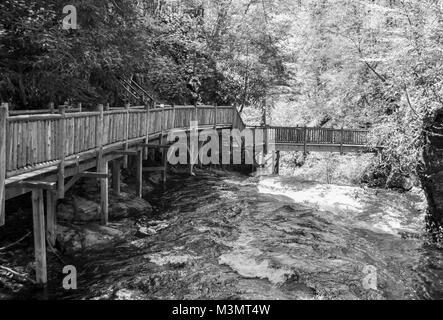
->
[118,78,156,106]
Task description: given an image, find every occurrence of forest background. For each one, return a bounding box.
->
[1,0,443,187]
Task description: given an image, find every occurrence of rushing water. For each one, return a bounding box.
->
[55,170,442,300]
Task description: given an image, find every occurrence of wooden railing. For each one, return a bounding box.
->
[1,104,243,179]
[268,126,369,146]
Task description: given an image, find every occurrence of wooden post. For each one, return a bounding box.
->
[214,104,218,129]
[195,104,202,169]
[96,104,104,167]
[0,103,8,226]
[46,191,57,247]
[94,104,109,225]
[189,133,194,176]
[143,103,150,160]
[32,189,47,285]
[123,103,130,168]
[160,104,165,147]
[172,104,176,130]
[340,127,344,155]
[162,146,168,184]
[99,160,109,225]
[219,130,225,170]
[112,160,121,196]
[57,105,66,199]
[189,104,198,175]
[271,150,275,173]
[251,127,256,173]
[274,151,280,175]
[209,104,218,172]
[232,105,236,128]
[135,149,143,198]
[303,126,308,156]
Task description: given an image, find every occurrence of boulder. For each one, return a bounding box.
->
[57,202,75,222]
[386,170,413,191]
[56,224,125,253]
[110,195,153,219]
[136,221,169,237]
[56,225,83,252]
[73,196,100,222]
[148,173,163,185]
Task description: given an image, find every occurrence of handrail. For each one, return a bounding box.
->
[268,126,369,146]
[1,104,238,180]
[268,125,369,133]
[125,79,155,103]
[120,83,142,102]
[119,78,156,105]
[8,107,82,116]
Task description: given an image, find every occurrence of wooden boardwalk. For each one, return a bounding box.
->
[0,102,246,284]
[0,101,370,285]
[269,126,370,153]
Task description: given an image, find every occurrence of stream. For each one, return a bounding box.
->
[54,170,442,300]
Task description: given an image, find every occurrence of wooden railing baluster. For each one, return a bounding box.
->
[57,105,66,199]
[144,103,150,160]
[0,103,8,226]
[97,104,104,166]
[123,103,130,168]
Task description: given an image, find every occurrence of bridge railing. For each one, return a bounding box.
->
[1,104,242,179]
[269,126,369,146]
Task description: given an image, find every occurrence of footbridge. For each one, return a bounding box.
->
[0,101,371,284]
[268,126,370,153]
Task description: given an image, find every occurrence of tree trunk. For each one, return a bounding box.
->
[418,109,443,230]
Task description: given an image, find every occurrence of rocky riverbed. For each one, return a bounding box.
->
[1,169,442,300]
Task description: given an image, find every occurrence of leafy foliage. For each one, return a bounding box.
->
[0,0,293,109]
[269,0,443,183]
[2,0,443,187]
